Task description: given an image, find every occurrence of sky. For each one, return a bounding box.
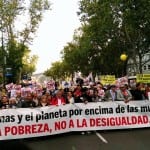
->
[30,0,81,74]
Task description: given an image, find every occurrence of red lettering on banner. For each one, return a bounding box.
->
[4,123,50,136]
[43,123,50,132]
[89,115,149,127]
[25,125,31,134]
[77,119,87,128]
[138,116,143,124]
[90,118,102,127]
[55,121,67,131]
[69,119,74,128]
[19,126,24,134]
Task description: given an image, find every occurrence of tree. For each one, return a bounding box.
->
[77,0,124,76]
[120,0,150,73]
[77,0,150,75]
[44,61,66,81]
[46,0,149,79]
[0,0,51,84]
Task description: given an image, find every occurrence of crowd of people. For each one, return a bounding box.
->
[0,79,149,109]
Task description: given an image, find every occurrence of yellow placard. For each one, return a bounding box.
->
[100,75,116,85]
[136,74,150,83]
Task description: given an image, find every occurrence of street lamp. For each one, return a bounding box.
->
[120,53,128,61]
[120,53,128,76]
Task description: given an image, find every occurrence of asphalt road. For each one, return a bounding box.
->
[1,128,150,150]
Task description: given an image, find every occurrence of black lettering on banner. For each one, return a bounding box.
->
[85,106,113,115]
[17,115,23,124]
[25,112,33,122]
[115,105,125,113]
[69,109,83,118]
[36,110,67,123]
[0,115,15,123]
[141,105,150,112]
[127,105,138,113]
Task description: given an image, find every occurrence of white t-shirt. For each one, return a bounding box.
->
[58,98,62,105]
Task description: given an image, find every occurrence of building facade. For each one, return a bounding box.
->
[127,52,150,76]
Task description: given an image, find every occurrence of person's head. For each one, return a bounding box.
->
[67,91,73,97]
[110,85,116,91]
[40,95,48,103]
[94,89,98,96]
[75,84,82,91]
[1,96,9,103]
[25,93,33,101]
[16,91,21,97]
[97,83,103,89]
[56,89,63,98]
[136,82,142,90]
[9,97,17,105]
[120,84,126,91]
[32,92,38,98]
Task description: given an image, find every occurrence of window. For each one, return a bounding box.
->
[143,66,147,70]
[148,65,150,70]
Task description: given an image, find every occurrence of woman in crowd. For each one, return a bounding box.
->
[96,83,105,101]
[32,92,40,106]
[38,95,49,107]
[66,91,74,104]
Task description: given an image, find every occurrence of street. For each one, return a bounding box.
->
[1,128,150,150]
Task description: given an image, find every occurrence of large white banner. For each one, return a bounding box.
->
[0,100,150,140]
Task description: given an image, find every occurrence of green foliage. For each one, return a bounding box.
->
[5,40,38,83]
[44,0,150,79]
[0,0,51,83]
[44,61,66,80]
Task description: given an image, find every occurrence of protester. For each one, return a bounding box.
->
[66,91,74,104]
[96,83,105,101]
[130,83,146,100]
[117,84,133,103]
[45,92,52,105]
[38,95,49,107]
[145,84,150,100]
[51,89,66,106]
[92,89,101,102]
[9,97,17,108]
[82,87,93,103]
[0,95,9,109]
[73,84,83,103]
[104,84,117,101]
[32,92,40,106]
[15,91,24,108]
[80,87,92,135]
[21,93,36,108]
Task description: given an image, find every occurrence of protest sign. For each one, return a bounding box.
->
[0,101,150,140]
